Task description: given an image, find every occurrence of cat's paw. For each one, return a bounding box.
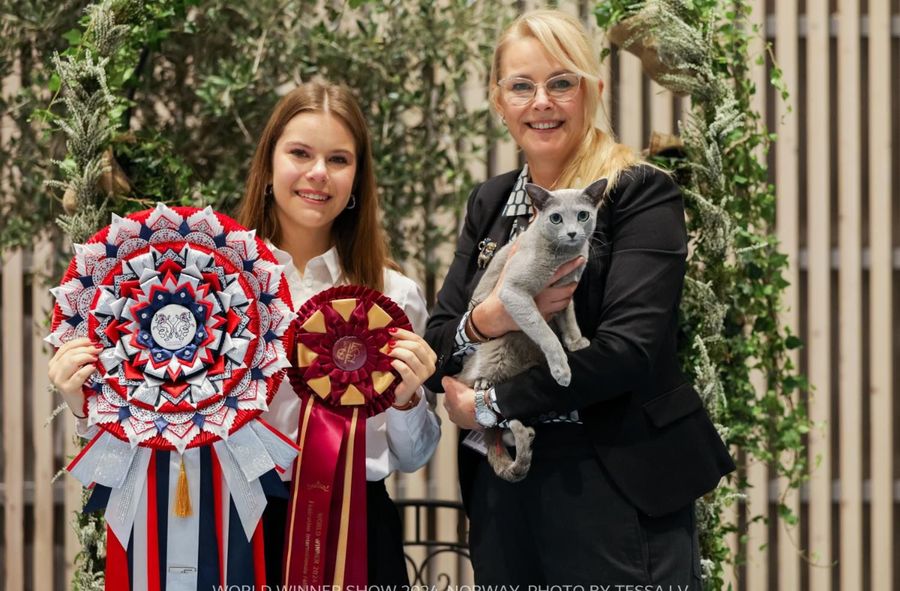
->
[565,336,590,351]
[549,358,571,386]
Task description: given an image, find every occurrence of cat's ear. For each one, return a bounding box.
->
[524,183,554,211]
[584,178,608,207]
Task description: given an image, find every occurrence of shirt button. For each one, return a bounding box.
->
[303,278,313,288]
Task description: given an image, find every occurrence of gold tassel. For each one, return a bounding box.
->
[174,456,193,518]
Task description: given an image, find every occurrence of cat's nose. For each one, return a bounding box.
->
[568,232,576,239]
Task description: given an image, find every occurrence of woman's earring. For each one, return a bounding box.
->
[346,195,357,210]
[265,184,274,199]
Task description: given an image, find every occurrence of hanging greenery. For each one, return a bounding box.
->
[4,0,502,293]
[596,1,808,588]
[0,1,87,250]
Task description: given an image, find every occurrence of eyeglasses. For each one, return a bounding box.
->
[496,73,582,106]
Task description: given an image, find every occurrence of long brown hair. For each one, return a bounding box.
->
[237,82,394,291]
[489,9,640,191]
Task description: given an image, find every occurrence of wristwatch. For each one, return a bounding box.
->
[474,388,498,428]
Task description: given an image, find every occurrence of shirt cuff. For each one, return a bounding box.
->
[75,417,99,439]
[487,387,509,429]
[487,386,502,414]
[385,386,440,471]
[451,311,478,358]
[386,386,429,425]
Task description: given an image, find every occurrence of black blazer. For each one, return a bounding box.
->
[425,165,735,517]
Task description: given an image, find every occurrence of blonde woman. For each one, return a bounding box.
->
[425,10,733,586]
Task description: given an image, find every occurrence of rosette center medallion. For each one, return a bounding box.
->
[332,336,366,372]
[151,304,198,350]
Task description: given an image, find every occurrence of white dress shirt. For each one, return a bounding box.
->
[265,244,441,481]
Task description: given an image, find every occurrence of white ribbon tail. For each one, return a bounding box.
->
[67,431,139,489]
[212,439,266,542]
[250,419,300,473]
[104,447,152,547]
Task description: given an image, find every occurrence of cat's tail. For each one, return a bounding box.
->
[485,420,536,483]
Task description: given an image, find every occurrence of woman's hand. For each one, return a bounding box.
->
[471,251,586,338]
[441,376,479,430]
[48,337,101,418]
[387,327,437,408]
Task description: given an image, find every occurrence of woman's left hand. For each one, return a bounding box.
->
[387,327,437,407]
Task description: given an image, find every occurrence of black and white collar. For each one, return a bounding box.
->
[501,164,533,218]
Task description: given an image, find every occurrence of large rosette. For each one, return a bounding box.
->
[283,285,412,588]
[47,204,299,589]
[47,203,295,452]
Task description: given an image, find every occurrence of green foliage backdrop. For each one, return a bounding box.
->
[596,1,809,588]
[2,0,501,298]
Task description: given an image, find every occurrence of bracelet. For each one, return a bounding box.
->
[51,384,88,419]
[488,387,503,416]
[466,311,493,343]
[392,391,420,411]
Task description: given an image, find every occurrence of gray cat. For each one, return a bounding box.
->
[458,178,608,482]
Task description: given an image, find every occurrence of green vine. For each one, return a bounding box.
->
[596,1,809,588]
[40,0,198,245]
[31,1,197,587]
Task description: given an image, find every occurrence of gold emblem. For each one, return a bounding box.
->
[334,340,363,366]
[332,336,366,372]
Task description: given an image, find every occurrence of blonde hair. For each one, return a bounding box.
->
[237,82,395,291]
[489,9,640,191]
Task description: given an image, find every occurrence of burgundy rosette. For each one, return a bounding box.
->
[283,284,411,588]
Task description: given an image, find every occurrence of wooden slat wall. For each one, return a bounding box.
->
[866,1,893,590]
[2,2,899,590]
[617,52,644,151]
[805,1,833,590]
[31,240,55,591]
[837,2,864,590]
[746,0,770,588]
[2,250,25,591]
[775,2,801,589]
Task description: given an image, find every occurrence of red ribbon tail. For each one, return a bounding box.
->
[343,412,368,585]
[284,400,370,587]
[105,525,130,591]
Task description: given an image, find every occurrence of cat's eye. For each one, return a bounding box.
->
[548,213,563,224]
[577,211,591,222]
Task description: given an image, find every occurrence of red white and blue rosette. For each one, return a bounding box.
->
[47,204,299,589]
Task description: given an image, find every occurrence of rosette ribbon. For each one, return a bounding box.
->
[284,285,411,587]
[47,204,298,590]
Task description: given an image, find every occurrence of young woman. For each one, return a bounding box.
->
[425,10,734,586]
[239,81,440,585]
[50,81,440,586]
